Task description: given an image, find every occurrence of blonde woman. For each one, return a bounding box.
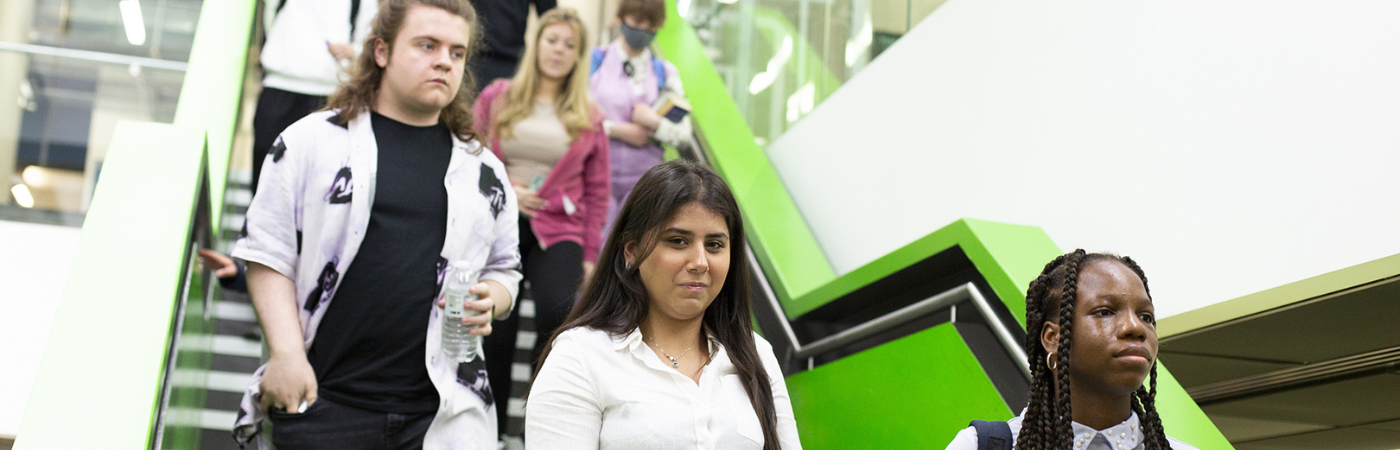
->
[472,7,610,439]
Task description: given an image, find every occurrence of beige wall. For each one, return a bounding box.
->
[0,0,36,206]
[873,0,948,35]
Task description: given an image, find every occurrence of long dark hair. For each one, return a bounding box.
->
[533,161,782,449]
[1018,250,1170,450]
[325,0,482,142]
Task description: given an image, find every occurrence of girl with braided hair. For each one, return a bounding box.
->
[945,250,1200,450]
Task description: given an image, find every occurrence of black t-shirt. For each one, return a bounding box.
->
[307,112,453,414]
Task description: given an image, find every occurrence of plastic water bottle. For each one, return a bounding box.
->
[442,261,481,362]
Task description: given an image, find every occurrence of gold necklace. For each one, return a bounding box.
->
[646,335,695,368]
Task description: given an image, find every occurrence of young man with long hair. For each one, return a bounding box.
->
[231,1,522,448]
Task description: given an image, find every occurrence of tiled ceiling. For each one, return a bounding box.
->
[1160,276,1400,449]
[22,0,204,61]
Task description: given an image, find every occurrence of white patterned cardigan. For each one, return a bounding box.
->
[230,109,523,449]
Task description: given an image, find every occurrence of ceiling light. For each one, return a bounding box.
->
[17,79,32,109]
[11,184,34,208]
[21,166,49,187]
[845,16,872,67]
[119,0,147,46]
[748,36,793,94]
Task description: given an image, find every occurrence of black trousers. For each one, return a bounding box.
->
[251,87,327,194]
[268,397,434,450]
[483,217,582,437]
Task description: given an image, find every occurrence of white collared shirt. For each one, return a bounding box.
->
[944,408,1201,450]
[526,327,803,450]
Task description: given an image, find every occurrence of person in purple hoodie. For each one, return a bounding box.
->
[588,0,693,243]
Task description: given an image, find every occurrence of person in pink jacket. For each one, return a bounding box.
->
[470,7,609,441]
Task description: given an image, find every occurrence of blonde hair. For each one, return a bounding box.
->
[492,7,595,141]
[326,0,482,142]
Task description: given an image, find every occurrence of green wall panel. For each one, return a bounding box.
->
[787,324,1012,449]
[173,0,257,230]
[650,4,1237,449]
[1155,366,1236,450]
[14,122,209,450]
[785,219,1060,321]
[13,2,253,446]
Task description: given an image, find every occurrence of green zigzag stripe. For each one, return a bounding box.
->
[655,2,1233,448]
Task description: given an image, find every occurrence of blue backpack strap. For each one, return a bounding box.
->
[651,55,667,90]
[970,420,1013,450]
[589,47,607,76]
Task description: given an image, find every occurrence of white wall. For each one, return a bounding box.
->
[0,220,80,437]
[765,0,1400,318]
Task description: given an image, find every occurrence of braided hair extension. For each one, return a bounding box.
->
[1119,256,1171,450]
[1014,251,1172,450]
[1015,250,1080,450]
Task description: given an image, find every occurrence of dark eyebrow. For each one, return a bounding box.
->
[412,35,468,51]
[1090,293,1154,308]
[661,228,729,240]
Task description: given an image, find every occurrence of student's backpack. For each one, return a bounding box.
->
[590,47,667,91]
[969,420,1013,450]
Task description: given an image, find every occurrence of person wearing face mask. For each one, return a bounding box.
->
[588,0,694,246]
[471,7,610,441]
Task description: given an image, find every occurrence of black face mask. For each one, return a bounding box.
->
[620,22,656,50]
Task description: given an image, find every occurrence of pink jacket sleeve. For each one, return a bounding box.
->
[473,80,508,162]
[580,111,611,263]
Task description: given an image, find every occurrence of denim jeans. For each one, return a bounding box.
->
[268,397,434,450]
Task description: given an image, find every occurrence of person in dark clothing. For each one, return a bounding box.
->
[469,0,557,92]
[198,249,248,293]
[251,0,375,194]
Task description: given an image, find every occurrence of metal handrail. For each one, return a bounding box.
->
[968,285,1032,379]
[0,41,189,71]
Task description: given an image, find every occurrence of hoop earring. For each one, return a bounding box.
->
[1046,352,1058,371]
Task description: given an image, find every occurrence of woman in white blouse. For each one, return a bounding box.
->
[525,160,802,449]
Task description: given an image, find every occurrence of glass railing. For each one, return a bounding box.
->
[0,0,202,224]
[676,0,948,144]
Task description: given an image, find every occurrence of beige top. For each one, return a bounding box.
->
[500,99,571,186]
